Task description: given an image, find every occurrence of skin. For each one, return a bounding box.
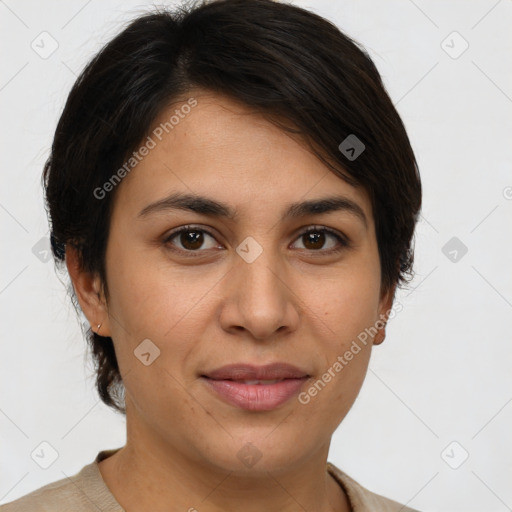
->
[67,90,394,512]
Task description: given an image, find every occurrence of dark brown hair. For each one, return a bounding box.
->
[43,0,422,415]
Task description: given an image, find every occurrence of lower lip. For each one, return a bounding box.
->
[202,377,309,411]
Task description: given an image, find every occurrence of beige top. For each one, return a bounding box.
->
[0,448,419,511]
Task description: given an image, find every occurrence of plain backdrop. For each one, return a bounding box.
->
[1,1,511,511]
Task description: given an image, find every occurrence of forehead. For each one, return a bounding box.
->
[112,91,373,226]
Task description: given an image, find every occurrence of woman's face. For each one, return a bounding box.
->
[89,91,393,472]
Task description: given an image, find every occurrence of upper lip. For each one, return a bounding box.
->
[202,363,310,381]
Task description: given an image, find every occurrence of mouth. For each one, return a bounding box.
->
[201,377,310,411]
[200,363,310,411]
[210,379,289,385]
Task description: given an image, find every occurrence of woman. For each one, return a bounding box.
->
[0,0,422,510]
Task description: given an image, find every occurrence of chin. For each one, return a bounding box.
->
[197,431,317,475]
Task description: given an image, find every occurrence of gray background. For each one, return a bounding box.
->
[1,1,511,510]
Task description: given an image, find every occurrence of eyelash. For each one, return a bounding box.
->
[162,224,350,257]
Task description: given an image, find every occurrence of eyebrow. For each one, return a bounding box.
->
[138,192,368,229]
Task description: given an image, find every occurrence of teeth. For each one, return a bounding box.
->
[240,379,283,385]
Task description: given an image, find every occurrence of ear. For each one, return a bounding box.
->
[66,244,111,337]
[373,285,396,346]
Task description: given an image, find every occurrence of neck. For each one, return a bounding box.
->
[99,443,351,512]
[98,402,351,512]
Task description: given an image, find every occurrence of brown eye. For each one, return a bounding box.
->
[292,227,349,254]
[178,230,205,250]
[163,225,349,257]
[302,231,326,250]
[164,226,220,253]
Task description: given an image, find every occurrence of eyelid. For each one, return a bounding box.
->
[163,224,350,254]
[298,225,349,244]
[292,225,350,255]
[162,224,221,254]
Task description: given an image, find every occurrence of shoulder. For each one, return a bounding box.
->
[0,471,88,512]
[0,451,122,512]
[327,462,421,512]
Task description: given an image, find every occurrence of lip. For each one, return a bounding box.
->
[201,363,310,411]
[202,377,310,411]
[202,362,309,381]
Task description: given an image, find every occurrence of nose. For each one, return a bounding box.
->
[218,245,300,341]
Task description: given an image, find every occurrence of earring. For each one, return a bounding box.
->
[96,323,102,334]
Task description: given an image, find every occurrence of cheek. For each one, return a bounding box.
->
[104,261,203,420]
[298,264,380,413]
[105,245,191,336]
[104,248,222,380]
[311,265,382,341]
